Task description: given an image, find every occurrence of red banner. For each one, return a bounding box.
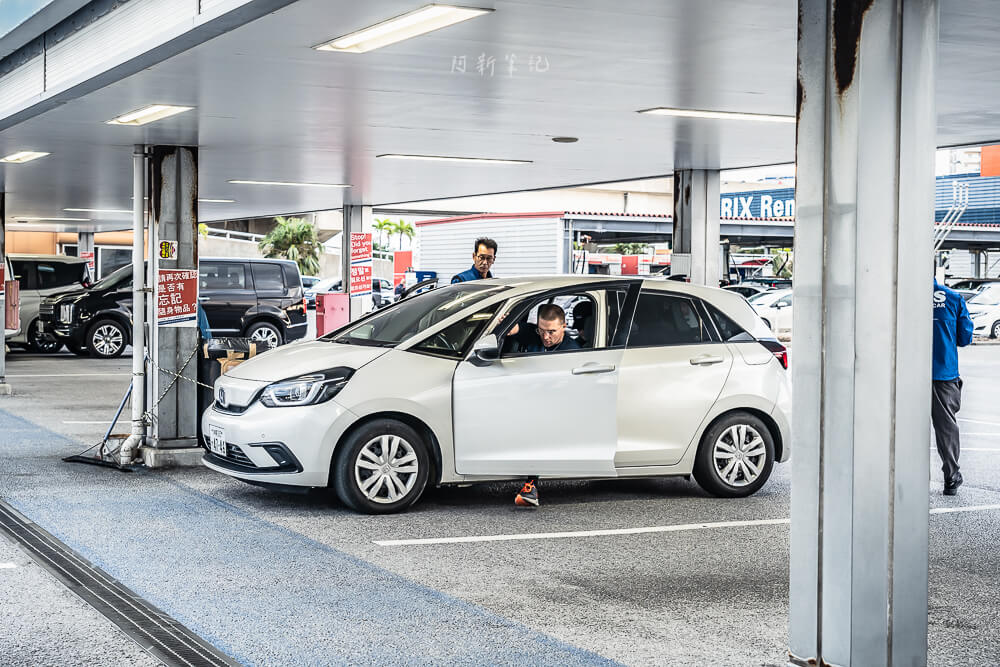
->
[156,269,199,326]
[350,233,372,263]
[350,263,372,296]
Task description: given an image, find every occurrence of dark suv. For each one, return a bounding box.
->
[39,257,307,358]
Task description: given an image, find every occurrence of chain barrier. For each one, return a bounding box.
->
[143,345,212,426]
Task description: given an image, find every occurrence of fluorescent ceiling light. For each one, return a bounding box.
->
[14,216,90,222]
[198,198,236,203]
[229,180,350,188]
[107,104,193,126]
[315,4,493,53]
[65,208,132,214]
[638,107,796,123]
[377,154,531,165]
[0,151,50,163]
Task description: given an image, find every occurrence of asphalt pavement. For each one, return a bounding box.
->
[0,344,998,665]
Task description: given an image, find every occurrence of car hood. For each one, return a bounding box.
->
[224,340,391,382]
[44,287,90,303]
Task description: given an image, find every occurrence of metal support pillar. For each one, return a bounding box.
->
[0,195,10,395]
[148,146,199,450]
[970,248,982,278]
[672,169,721,285]
[790,1,938,666]
[340,204,373,320]
[77,231,95,278]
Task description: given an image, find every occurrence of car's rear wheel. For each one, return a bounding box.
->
[86,319,127,358]
[693,412,775,498]
[28,322,62,353]
[991,320,1000,339]
[332,419,430,514]
[246,321,282,351]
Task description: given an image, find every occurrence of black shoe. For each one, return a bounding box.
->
[944,473,963,496]
[514,479,539,507]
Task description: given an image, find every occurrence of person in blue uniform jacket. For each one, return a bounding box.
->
[451,238,497,283]
[932,278,974,495]
[507,304,580,508]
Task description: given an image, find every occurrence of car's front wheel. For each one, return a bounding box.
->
[693,412,775,498]
[332,419,431,514]
[991,320,1000,339]
[86,319,127,358]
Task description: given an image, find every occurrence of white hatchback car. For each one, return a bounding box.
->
[967,285,1000,338]
[202,276,791,514]
[749,288,793,334]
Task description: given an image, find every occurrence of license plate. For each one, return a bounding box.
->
[208,425,226,456]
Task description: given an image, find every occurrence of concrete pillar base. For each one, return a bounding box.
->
[0,383,12,396]
[140,446,204,468]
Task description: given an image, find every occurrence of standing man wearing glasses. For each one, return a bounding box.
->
[452,238,498,283]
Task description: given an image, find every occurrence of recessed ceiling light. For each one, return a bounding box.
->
[64,208,132,214]
[14,216,90,222]
[229,180,351,188]
[377,154,531,165]
[198,198,236,203]
[314,4,493,53]
[0,151,50,163]
[107,104,193,126]
[637,107,796,123]
[551,137,578,143]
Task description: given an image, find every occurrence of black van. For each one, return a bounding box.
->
[39,257,307,358]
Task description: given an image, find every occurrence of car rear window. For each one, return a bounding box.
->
[251,263,284,291]
[705,303,755,342]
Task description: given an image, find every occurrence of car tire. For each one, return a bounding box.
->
[66,339,89,356]
[85,319,128,358]
[332,419,431,514]
[693,411,775,498]
[28,322,63,353]
[246,321,283,351]
[991,321,1000,339]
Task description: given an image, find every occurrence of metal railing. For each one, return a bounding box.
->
[933,182,970,252]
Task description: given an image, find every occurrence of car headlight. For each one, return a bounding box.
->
[259,367,354,408]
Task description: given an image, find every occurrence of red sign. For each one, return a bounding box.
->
[156,269,199,326]
[350,233,372,263]
[350,263,372,296]
[80,251,95,272]
[0,264,4,296]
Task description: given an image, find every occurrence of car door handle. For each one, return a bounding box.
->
[572,363,616,375]
[690,354,725,366]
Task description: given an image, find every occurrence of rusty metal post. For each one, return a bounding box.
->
[790,1,938,665]
[672,169,721,285]
[0,193,9,395]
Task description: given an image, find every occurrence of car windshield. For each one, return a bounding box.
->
[748,290,777,304]
[90,264,132,291]
[969,288,1000,306]
[328,283,507,347]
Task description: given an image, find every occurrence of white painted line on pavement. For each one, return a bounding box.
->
[930,504,1000,515]
[959,418,1000,427]
[375,518,792,546]
[377,505,1000,546]
[63,421,113,425]
[0,563,17,569]
[7,373,129,378]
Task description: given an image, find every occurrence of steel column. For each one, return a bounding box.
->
[672,169,721,285]
[790,1,937,666]
[118,149,147,463]
[0,194,8,393]
[341,205,373,320]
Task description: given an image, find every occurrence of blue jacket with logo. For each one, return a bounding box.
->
[451,265,492,283]
[933,279,973,381]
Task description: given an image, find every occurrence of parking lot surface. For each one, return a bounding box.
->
[1,346,998,665]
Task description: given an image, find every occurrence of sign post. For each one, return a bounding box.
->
[349,232,373,314]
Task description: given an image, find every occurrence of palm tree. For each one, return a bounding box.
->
[392,219,415,250]
[373,218,395,251]
[257,216,321,276]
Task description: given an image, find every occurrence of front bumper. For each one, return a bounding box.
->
[200,397,357,487]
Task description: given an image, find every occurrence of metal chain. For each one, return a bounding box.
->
[142,346,213,426]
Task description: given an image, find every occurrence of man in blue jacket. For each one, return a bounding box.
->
[932,278,974,495]
[451,238,497,283]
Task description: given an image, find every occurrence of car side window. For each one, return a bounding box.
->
[200,262,248,290]
[411,306,499,359]
[494,291,601,357]
[36,262,86,290]
[251,263,284,292]
[10,260,34,290]
[626,291,710,347]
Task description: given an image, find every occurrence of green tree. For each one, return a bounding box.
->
[257,216,321,276]
[373,218,395,250]
[392,219,415,250]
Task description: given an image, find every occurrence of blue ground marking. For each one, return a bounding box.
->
[0,408,619,666]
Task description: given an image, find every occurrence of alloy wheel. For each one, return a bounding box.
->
[249,326,280,350]
[712,424,767,487]
[992,321,1000,339]
[93,324,124,356]
[353,434,419,504]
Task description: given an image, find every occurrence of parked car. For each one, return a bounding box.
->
[723,284,771,300]
[967,285,1000,338]
[946,277,1000,291]
[308,278,396,309]
[39,257,307,358]
[304,276,340,309]
[7,254,91,352]
[301,276,321,290]
[749,288,793,334]
[956,289,978,302]
[202,276,792,514]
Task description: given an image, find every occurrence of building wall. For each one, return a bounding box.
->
[6,231,58,253]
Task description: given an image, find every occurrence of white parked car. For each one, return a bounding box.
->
[749,288,793,334]
[967,285,1000,338]
[202,276,792,514]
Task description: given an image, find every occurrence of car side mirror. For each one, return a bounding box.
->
[470,334,499,366]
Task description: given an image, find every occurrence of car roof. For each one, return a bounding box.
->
[8,253,88,263]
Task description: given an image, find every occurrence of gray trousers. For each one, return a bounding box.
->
[931,379,963,482]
